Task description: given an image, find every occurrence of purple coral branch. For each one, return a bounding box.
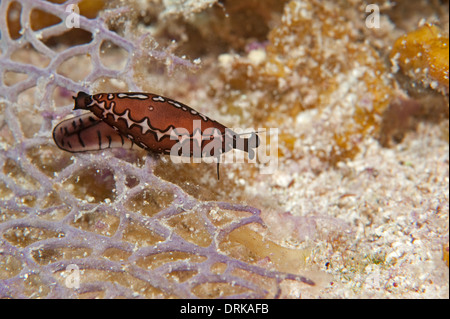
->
[0,0,314,298]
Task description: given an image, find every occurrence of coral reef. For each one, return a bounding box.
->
[1,0,449,299]
[391,23,449,94]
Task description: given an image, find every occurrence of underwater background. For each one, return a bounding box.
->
[0,0,448,298]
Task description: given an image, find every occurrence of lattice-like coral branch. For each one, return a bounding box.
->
[0,0,195,102]
[0,0,313,298]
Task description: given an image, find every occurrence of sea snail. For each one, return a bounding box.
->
[53,92,259,178]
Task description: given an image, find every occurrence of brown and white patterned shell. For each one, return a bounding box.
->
[53,92,259,160]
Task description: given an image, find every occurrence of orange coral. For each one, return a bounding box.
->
[391,24,449,93]
[444,243,449,267]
